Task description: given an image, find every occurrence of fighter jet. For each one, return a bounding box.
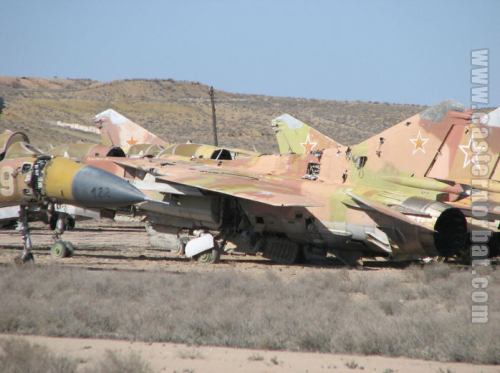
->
[271,100,500,181]
[77,101,500,265]
[272,102,500,254]
[92,108,260,160]
[271,103,500,217]
[0,129,148,262]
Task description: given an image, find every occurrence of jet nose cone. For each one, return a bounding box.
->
[71,165,146,208]
[43,157,146,208]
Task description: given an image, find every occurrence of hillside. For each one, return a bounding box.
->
[0,76,431,152]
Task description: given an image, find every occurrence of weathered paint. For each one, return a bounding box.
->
[43,157,82,201]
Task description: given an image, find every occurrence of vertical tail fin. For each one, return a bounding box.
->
[351,99,477,179]
[270,114,341,154]
[94,109,165,148]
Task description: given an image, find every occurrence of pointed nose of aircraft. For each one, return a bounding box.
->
[42,157,146,208]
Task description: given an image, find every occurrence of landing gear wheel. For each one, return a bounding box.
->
[65,242,75,257]
[194,244,221,264]
[51,241,69,258]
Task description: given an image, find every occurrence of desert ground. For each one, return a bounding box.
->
[2,333,499,373]
[1,219,498,373]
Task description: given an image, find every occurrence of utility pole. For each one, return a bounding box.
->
[208,86,218,146]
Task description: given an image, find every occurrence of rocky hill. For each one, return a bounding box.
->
[0,76,431,152]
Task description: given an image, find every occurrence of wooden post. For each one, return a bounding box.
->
[208,86,218,146]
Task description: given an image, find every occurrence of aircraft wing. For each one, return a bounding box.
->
[346,191,435,231]
[113,159,322,207]
[154,174,322,207]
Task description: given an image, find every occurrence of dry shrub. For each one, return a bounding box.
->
[0,338,77,373]
[422,262,452,283]
[0,264,499,363]
[0,339,154,373]
[84,350,154,373]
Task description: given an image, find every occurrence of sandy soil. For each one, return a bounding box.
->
[1,334,498,373]
[1,219,498,373]
[0,219,412,277]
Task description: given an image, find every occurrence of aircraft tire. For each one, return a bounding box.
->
[51,241,68,259]
[194,243,221,264]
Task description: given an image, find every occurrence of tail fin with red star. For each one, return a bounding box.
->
[351,99,479,181]
[270,114,341,154]
[271,101,496,183]
[93,109,165,149]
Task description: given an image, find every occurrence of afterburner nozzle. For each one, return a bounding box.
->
[43,157,146,208]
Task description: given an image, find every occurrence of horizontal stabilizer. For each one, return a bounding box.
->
[346,191,434,231]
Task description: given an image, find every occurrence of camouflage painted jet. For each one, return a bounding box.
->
[0,129,148,262]
[271,102,500,225]
[271,101,500,182]
[77,101,500,265]
[92,108,260,160]
[44,108,259,162]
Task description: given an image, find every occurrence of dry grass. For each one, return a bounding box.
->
[0,338,77,373]
[0,263,498,364]
[177,348,205,360]
[85,349,154,373]
[0,338,153,373]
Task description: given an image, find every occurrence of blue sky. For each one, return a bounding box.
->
[1,0,499,106]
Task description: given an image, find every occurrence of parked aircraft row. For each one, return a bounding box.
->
[2,100,499,265]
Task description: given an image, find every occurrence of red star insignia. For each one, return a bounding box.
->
[126,135,138,145]
[410,131,429,154]
[300,135,317,153]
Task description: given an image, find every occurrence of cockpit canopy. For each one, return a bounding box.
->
[0,130,30,161]
[4,141,45,159]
